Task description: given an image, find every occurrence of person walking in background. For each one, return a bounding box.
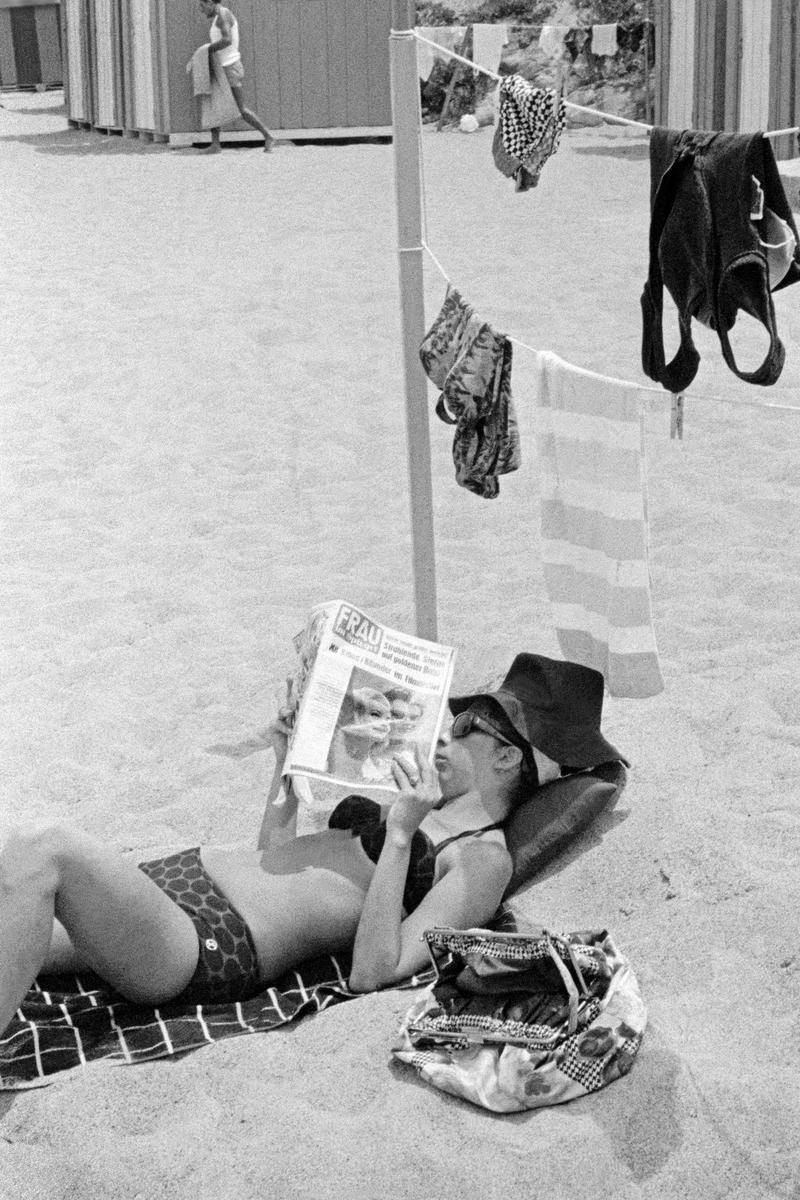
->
[198,0,274,153]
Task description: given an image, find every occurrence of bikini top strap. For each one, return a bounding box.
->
[434,821,505,854]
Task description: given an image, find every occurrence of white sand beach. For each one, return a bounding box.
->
[1,90,799,1199]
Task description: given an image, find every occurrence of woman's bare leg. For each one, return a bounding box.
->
[0,825,200,1034]
[230,87,274,152]
[45,918,85,973]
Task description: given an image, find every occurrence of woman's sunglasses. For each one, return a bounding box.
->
[450,711,515,746]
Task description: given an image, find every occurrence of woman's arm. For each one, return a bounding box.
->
[257,710,298,849]
[348,841,511,991]
[257,776,298,849]
[347,754,512,991]
[347,823,413,992]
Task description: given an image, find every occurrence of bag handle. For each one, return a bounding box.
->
[546,939,579,1035]
[565,940,590,997]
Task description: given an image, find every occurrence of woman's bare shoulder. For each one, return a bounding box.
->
[439,831,512,878]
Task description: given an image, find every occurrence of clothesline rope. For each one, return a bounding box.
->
[406,28,799,416]
[404,29,800,140]
[418,238,800,416]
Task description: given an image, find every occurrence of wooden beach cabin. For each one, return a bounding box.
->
[61,0,393,143]
[654,0,799,160]
[0,0,62,90]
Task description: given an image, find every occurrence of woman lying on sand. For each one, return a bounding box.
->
[0,654,622,1035]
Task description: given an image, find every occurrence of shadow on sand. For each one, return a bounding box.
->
[0,127,282,155]
[572,140,650,159]
[528,802,631,887]
[0,127,171,156]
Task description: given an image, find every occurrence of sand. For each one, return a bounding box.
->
[1,90,799,1200]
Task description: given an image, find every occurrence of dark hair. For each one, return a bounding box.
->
[503,758,537,813]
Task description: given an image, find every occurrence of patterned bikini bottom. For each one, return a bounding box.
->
[138,847,262,1005]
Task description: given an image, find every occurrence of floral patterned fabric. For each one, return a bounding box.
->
[393,926,646,1112]
[419,285,520,499]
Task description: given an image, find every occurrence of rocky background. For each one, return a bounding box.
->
[416,0,652,127]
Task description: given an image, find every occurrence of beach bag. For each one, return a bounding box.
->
[393,926,646,1113]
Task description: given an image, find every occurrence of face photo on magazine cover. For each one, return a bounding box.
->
[326,667,432,786]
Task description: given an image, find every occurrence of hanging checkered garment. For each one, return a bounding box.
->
[498,74,566,187]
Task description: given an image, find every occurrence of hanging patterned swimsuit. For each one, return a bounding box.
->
[328,795,506,914]
[419,285,520,499]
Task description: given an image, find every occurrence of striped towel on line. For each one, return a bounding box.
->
[533,350,664,699]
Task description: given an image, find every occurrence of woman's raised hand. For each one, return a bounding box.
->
[386,746,440,841]
[267,705,294,766]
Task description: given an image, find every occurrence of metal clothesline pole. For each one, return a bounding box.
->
[389,0,438,640]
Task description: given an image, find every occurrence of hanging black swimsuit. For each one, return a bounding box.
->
[328,795,505,915]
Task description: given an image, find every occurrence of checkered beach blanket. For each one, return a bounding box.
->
[1,906,519,1089]
[0,954,430,1090]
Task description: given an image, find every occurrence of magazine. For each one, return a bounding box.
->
[282,600,456,796]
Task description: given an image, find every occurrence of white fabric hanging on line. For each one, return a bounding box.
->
[539,25,569,58]
[471,23,509,75]
[532,351,664,700]
[591,23,619,57]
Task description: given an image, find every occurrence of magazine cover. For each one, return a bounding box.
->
[282,601,456,794]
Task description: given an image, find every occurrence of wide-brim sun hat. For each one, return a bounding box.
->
[448,653,628,770]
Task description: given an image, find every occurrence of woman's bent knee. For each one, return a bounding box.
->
[0,823,85,895]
